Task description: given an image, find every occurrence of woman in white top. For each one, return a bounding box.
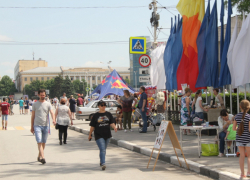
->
[192,90,208,120]
[217,109,234,157]
[55,98,73,145]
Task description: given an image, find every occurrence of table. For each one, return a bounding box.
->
[180,126,219,158]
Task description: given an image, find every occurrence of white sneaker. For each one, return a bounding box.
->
[218,153,224,157]
[124,129,127,133]
[130,129,133,132]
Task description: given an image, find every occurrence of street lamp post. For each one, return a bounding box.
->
[134,71,137,90]
[100,61,112,73]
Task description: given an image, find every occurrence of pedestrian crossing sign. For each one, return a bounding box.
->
[129,37,147,54]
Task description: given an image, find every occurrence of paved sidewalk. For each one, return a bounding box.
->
[73,119,244,177]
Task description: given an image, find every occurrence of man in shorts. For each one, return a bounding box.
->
[31,89,56,164]
[19,97,24,114]
[0,98,10,130]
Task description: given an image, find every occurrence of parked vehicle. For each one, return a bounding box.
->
[76,100,119,121]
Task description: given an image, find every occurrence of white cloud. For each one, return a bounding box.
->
[0,35,12,42]
[83,61,103,67]
[0,62,15,68]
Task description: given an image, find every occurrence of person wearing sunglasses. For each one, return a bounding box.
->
[88,100,117,170]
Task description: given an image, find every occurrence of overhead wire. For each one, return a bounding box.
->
[0,6,147,9]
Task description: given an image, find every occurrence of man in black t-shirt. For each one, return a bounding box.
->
[89,100,117,171]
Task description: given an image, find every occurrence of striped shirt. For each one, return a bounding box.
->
[235,112,250,144]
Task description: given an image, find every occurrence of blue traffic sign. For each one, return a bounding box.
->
[129,37,146,54]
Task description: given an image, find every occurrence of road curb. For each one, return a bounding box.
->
[69,125,240,180]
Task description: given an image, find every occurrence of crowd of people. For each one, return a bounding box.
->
[0,86,148,171]
[180,87,250,178]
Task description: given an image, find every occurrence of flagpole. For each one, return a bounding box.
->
[174,90,176,111]
[244,84,247,99]
[170,92,172,111]
[237,87,239,113]
[230,85,232,113]
[223,86,226,108]
[206,88,208,104]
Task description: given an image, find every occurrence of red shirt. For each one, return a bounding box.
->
[0,102,10,115]
[77,98,83,105]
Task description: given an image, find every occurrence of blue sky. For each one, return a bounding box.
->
[0,0,237,79]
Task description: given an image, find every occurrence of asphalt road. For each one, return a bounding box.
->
[0,105,212,180]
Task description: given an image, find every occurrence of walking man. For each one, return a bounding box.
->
[31,89,56,164]
[60,93,68,106]
[0,98,10,130]
[19,97,24,114]
[138,86,148,133]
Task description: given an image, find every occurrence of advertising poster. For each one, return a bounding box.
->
[154,121,169,149]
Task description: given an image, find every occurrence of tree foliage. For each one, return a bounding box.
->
[125,78,130,85]
[0,75,17,96]
[23,75,90,99]
[226,0,250,14]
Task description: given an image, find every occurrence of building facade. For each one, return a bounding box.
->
[14,59,48,91]
[130,36,151,89]
[15,63,130,92]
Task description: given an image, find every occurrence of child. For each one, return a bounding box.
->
[115,105,123,130]
[225,123,237,153]
[233,99,250,179]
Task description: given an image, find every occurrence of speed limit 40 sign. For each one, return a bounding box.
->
[139,54,151,67]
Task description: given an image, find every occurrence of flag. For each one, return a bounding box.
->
[166,16,177,91]
[196,0,210,88]
[205,0,219,88]
[219,0,232,87]
[232,14,250,87]
[220,0,224,60]
[171,16,183,90]
[163,18,175,91]
[227,15,238,88]
[176,0,205,92]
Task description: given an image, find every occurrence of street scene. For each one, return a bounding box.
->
[1,0,250,180]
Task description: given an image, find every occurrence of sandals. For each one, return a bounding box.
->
[37,157,41,162]
[240,174,246,180]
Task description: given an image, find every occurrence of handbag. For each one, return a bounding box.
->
[55,123,59,130]
[201,143,219,156]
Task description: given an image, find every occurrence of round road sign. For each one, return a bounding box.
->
[139,54,151,67]
[86,87,90,92]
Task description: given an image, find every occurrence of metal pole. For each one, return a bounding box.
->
[166,90,169,120]
[237,87,239,113]
[206,88,208,104]
[174,90,176,110]
[230,85,232,113]
[170,92,172,111]
[244,84,247,99]
[223,86,226,108]
[153,0,157,49]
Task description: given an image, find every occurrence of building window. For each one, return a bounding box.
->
[30,77,33,82]
[41,77,44,81]
[98,76,100,80]
[36,77,38,80]
[92,76,95,80]
[25,77,27,81]
[71,77,74,81]
[76,76,79,80]
[126,76,128,79]
[47,77,49,80]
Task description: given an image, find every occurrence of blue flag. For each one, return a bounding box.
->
[171,16,183,90]
[196,0,210,88]
[163,18,175,91]
[206,0,218,88]
[219,0,232,86]
[166,16,177,91]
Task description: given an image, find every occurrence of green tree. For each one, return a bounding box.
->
[226,0,250,14]
[125,78,130,85]
[62,76,75,98]
[51,75,64,98]
[0,75,17,96]
[72,79,88,96]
